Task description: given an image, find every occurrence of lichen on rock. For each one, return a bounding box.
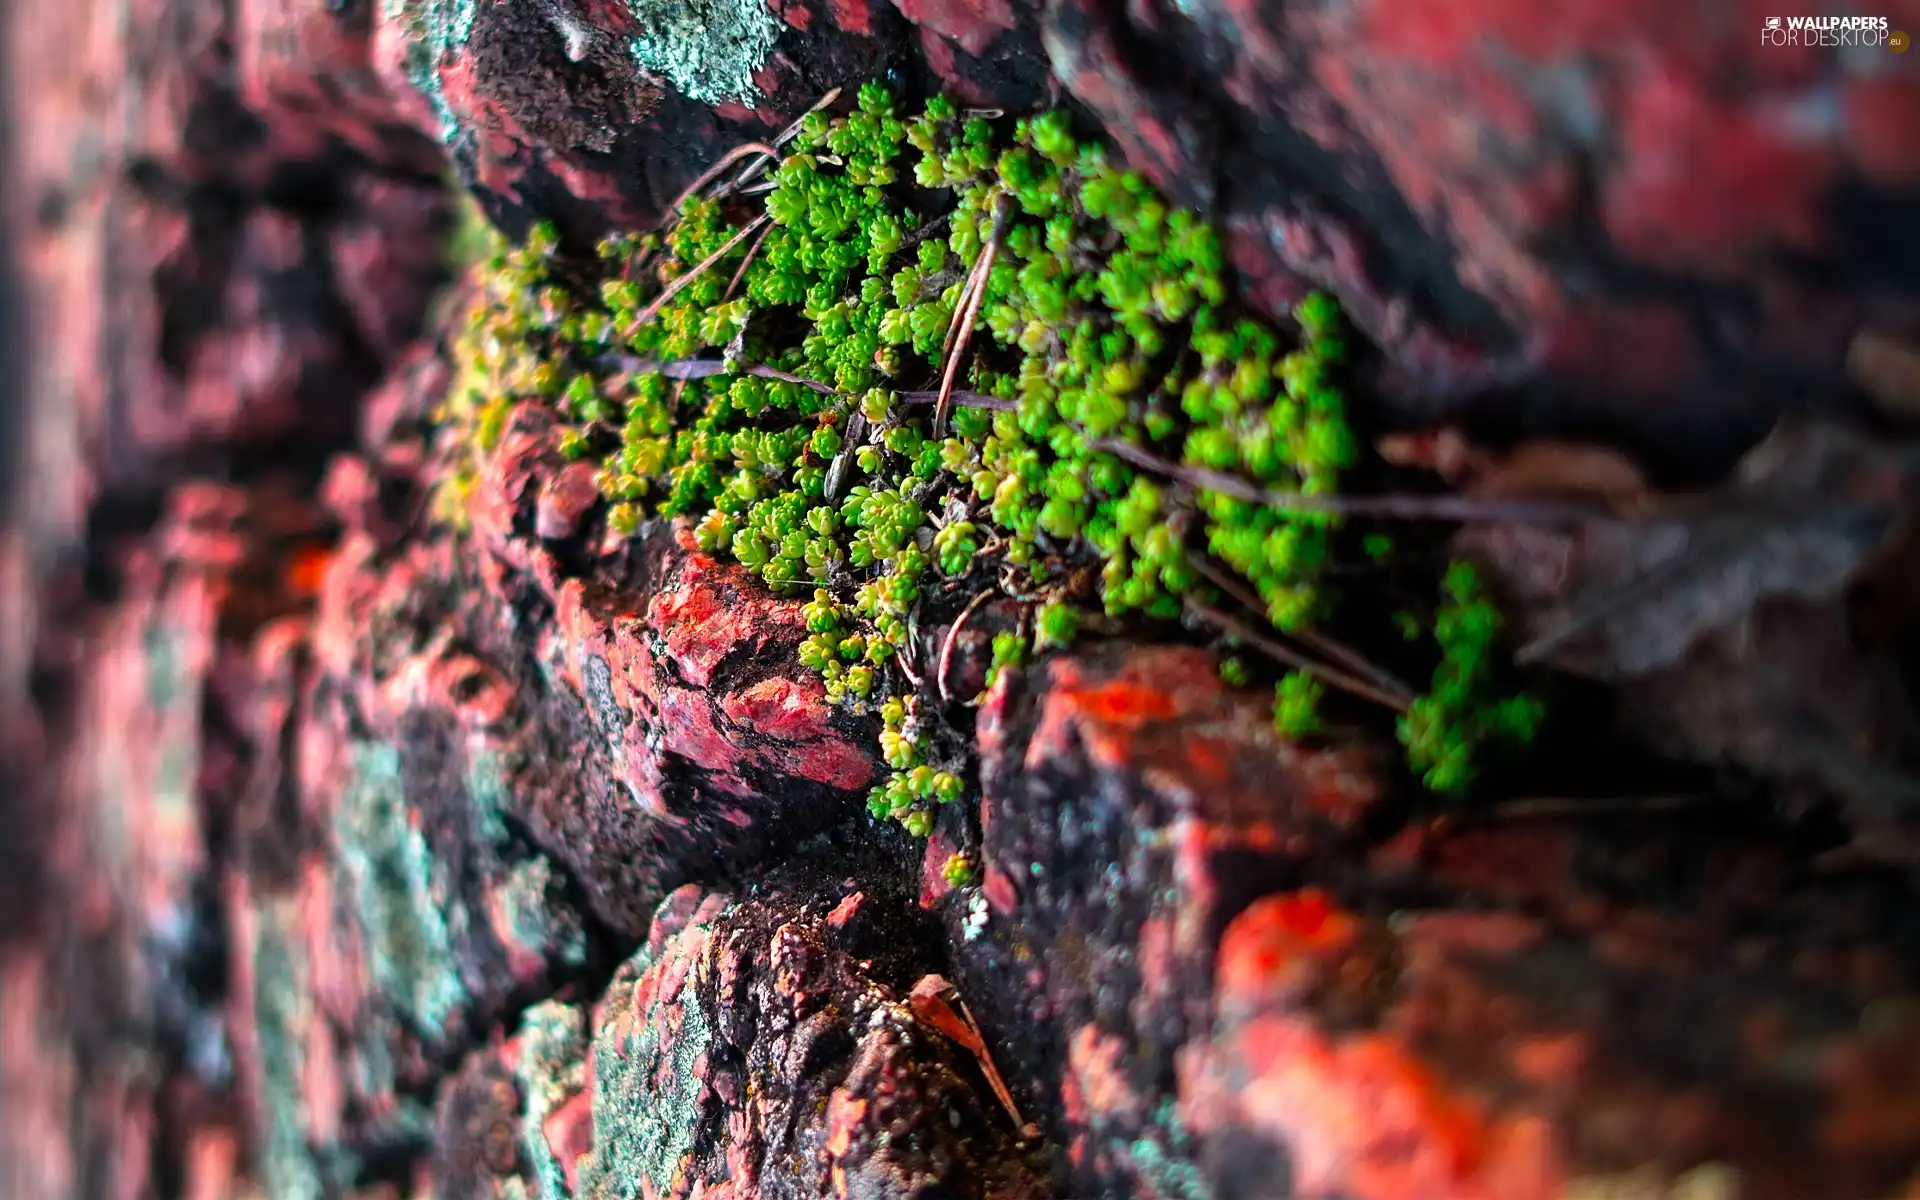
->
[337,740,470,1038]
[623,0,783,105]
[383,0,480,145]
[514,1000,592,1199]
[249,900,330,1200]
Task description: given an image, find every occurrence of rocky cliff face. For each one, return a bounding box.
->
[6,0,1920,1198]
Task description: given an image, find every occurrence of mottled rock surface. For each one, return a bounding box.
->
[10,0,1920,1197]
[380,0,1919,474]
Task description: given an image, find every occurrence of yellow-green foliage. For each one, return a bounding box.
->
[442,81,1542,817]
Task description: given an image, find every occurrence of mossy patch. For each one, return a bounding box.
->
[440,82,1545,821]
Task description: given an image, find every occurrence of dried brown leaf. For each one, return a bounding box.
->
[1468,441,1651,517]
[1378,431,1650,516]
[1463,422,1920,680]
[1615,602,1920,833]
[1459,420,1920,839]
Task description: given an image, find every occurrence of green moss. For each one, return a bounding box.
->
[1272,670,1324,738]
[1397,562,1543,794]
[439,84,1545,825]
[335,742,467,1037]
[514,1001,591,1199]
[942,851,976,887]
[624,0,781,106]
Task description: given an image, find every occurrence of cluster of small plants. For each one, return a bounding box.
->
[437,81,1542,834]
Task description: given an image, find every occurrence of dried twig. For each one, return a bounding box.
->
[772,88,843,151]
[624,214,771,333]
[935,194,1013,438]
[603,355,1018,411]
[900,212,952,252]
[938,236,993,361]
[1090,438,1609,525]
[895,648,924,689]
[1189,554,1416,702]
[1432,793,1731,830]
[722,221,773,303]
[608,355,831,393]
[824,411,868,502]
[937,589,998,705]
[666,142,780,215]
[1186,597,1412,712]
[899,389,1015,412]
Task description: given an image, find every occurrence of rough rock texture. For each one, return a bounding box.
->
[0,0,450,1188]
[378,0,1920,475]
[11,0,1920,1197]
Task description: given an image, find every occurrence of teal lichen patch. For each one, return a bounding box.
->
[624,0,781,105]
[467,745,516,849]
[251,901,328,1200]
[503,855,591,969]
[575,945,717,1199]
[514,1001,592,1199]
[1125,1101,1212,1200]
[335,742,468,1038]
[469,745,590,969]
[383,0,479,145]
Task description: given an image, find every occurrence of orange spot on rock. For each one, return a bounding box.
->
[824,1093,867,1159]
[543,1085,595,1195]
[826,891,864,928]
[1066,679,1179,725]
[1217,889,1361,1001]
[283,543,333,596]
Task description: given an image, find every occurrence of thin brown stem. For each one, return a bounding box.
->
[938,237,992,362]
[1186,597,1412,713]
[625,213,771,332]
[721,89,845,196]
[1188,553,1416,702]
[666,143,781,215]
[1432,793,1730,830]
[772,88,843,151]
[899,389,1015,411]
[935,194,1013,438]
[1090,438,1609,525]
[722,222,772,303]
[895,648,924,689]
[937,589,998,706]
[900,213,952,252]
[604,354,1019,412]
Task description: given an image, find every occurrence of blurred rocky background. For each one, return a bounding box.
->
[3,0,1920,1196]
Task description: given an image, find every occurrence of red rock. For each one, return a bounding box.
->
[892,0,1015,56]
